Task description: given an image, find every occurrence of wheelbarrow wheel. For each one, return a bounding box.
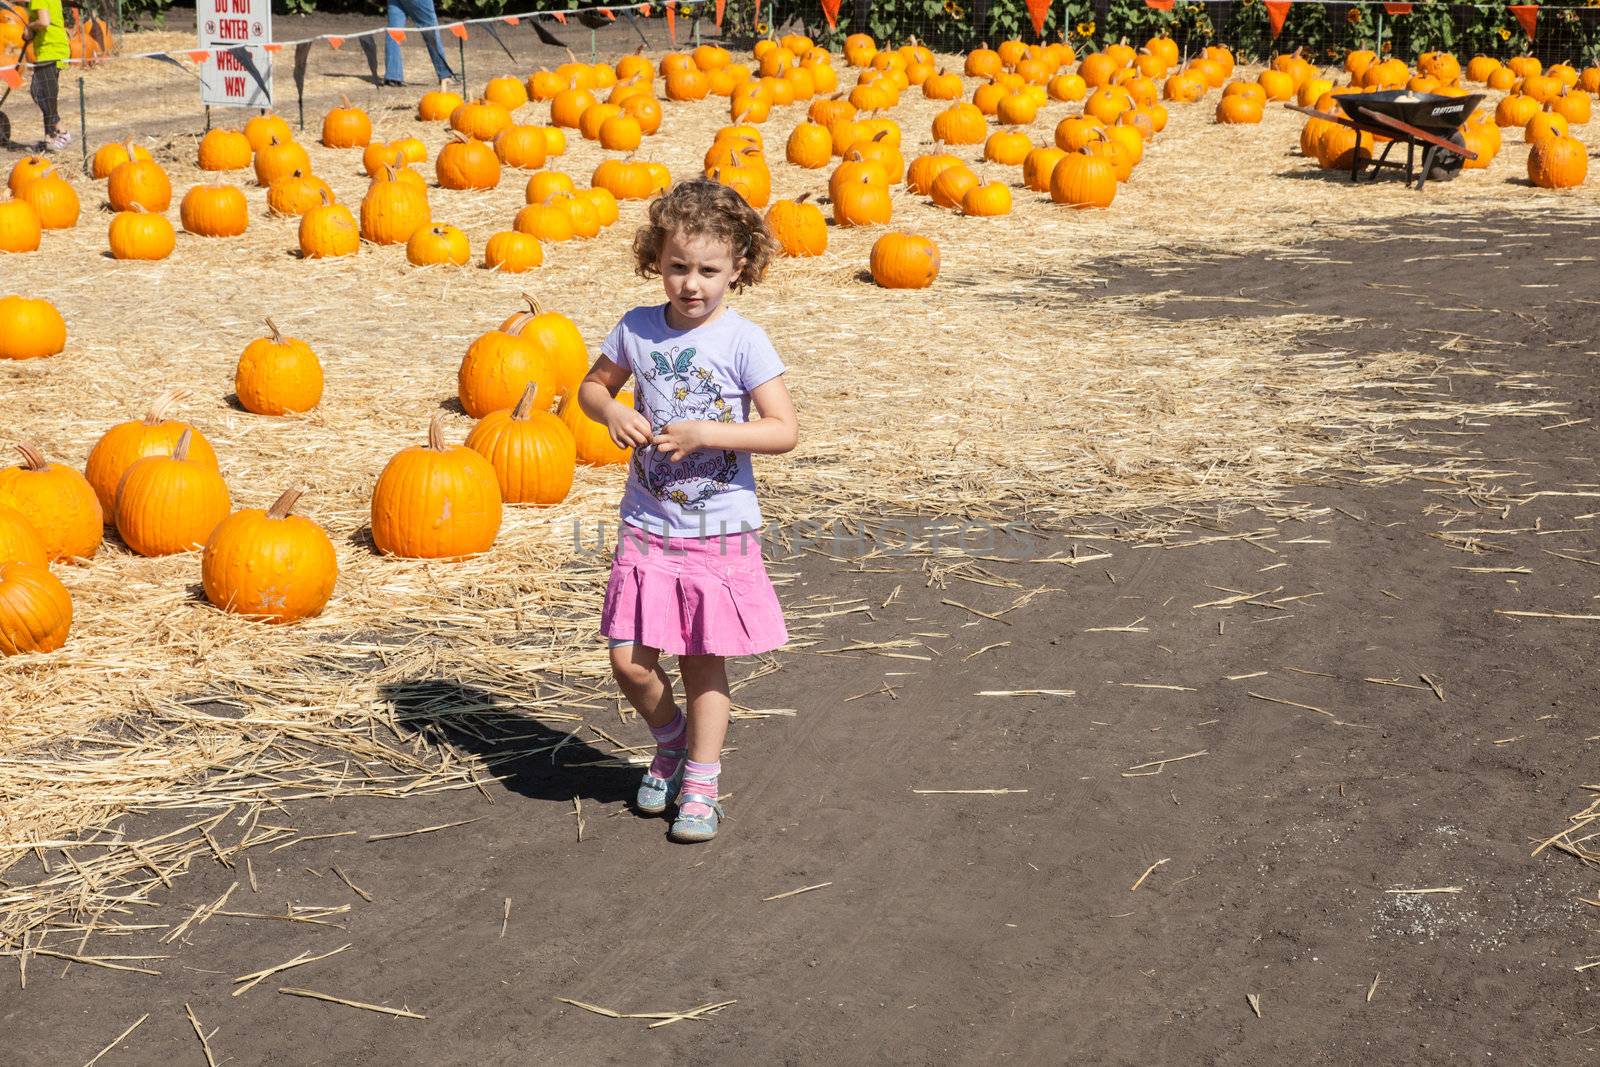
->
[1427,130,1467,183]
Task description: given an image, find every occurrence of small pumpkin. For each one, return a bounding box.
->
[407,223,472,267]
[202,488,338,623]
[180,183,249,237]
[18,165,78,230]
[599,113,644,152]
[362,140,407,178]
[0,504,47,567]
[108,207,177,261]
[237,318,324,415]
[786,121,834,169]
[243,114,293,152]
[437,131,502,190]
[929,164,979,209]
[268,170,334,217]
[253,135,311,188]
[483,230,544,273]
[832,171,892,226]
[495,294,590,395]
[0,195,43,253]
[108,155,173,212]
[962,181,1012,217]
[559,389,634,466]
[931,102,986,144]
[299,197,360,259]
[466,383,577,505]
[321,95,373,148]
[0,295,65,360]
[869,231,939,289]
[515,202,576,244]
[7,155,53,197]
[905,152,962,195]
[765,193,828,257]
[985,129,1033,165]
[91,139,153,180]
[526,169,578,204]
[1023,146,1068,192]
[0,562,72,656]
[0,443,103,562]
[370,415,503,560]
[85,388,219,516]
[115,429,233,557]
[451,98,514,141]
[198,128,253,171]
[583,187,620,226]
[419,89,466,122]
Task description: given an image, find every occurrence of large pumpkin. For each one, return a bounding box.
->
[0,295,65,360]
[0,562,72,656]
[0,503,48,567]
[202,488,338,622]
[765,194,827,256]
[85,388,219,516]
[267,170,334,217]
[198,128,253,171]
[869,232,940,289]
[407,223,472,267]
[20,167,80,229]
[91,139,153,180]
[253,136,310,188]
[115,430,232,557]
[108,208,177,261]
[1528,134,1588,189]
[1050,148,1117,208]
[237,318,324,415]
[370,415,503,559]
[437,131,502,190]
[0,195,42,254]
[108,155,172,212]
[465,383,577,505]
[559,389,633,466]
[360,167,431,245]
[483,230,544,273]
[0,443,103,562]
[459,313,565,419]
[495,294,589,396]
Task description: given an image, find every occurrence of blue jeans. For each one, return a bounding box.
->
[385,0,454,83]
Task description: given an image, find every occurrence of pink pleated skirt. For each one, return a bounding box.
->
[600,525,788,657]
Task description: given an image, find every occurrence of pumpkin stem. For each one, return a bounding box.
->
[518,291,544,318]
[264,318,285,344]
[512,383,539,420]
[426,414,447,452]
[504,310,536,336]
[341,94,351,109]
[266,488,303,520]
[172,428,193,463]
[144,388,191,425]
[795,191,811,205]
[14,442,48,472]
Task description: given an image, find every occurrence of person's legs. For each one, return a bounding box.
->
[398,0,455,81]
[30,63,61,142]
[383,0,406,83]
[611,641,688,814]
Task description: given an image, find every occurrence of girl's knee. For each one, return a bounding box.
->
[609,644,659,685]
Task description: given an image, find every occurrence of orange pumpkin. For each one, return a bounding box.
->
[202,488,338,623]
[370,416,503,560]
[465,383,577,505]
[0,443,103,562]
[115,430,233,557]
[0,562,73,656]
[85,389,220,517]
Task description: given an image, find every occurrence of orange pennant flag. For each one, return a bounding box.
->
[820,0,841,30]
[387,28,406,42]
[0,67,22,89]
[641,4,652,15]
[327,35,344,48]
[1382,3,1412,12]
[262,42,283,52]
[666,0,677,41]
[1264,0,1291,39]
[601,7,616,19]
[715,0,726,27]
[187,49,211,62]
[503,14,519,23]
[1508,4,1538,38]
[448,22,468,38]
[1145,0,1174,9]
[1022,0,1049,36]
[552,10,567,22]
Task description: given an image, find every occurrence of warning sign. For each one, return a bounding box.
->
[198,0,271,109]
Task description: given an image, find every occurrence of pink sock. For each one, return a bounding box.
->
[680,759,720,817]
[647,712,686,779]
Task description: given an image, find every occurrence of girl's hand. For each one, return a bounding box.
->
[651,421,712,462]
[604,401,653,450]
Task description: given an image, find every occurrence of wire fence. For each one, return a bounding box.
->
[734,0,1600,65]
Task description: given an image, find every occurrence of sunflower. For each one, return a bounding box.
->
[942,0,965,17]
[1346,7,1361,23]
[1075,20,1095,37]
[1498,26,1512,39]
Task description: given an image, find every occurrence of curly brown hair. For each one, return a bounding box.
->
[632,179,776,291]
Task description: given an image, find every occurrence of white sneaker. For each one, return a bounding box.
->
[44,130,72,152]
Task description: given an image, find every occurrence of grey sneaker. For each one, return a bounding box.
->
[668,794,725,843]
[44,130,72,152]
[635,747,686,815]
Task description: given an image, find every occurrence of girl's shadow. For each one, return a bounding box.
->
[379,679,637,806]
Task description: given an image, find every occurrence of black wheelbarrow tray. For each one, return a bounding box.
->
[1286,90,1486,190]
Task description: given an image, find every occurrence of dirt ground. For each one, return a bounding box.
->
[2,207,1596,1064]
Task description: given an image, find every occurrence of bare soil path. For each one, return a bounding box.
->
[3,210,1598,1064]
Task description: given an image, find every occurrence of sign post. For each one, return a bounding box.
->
[198,0,272,109]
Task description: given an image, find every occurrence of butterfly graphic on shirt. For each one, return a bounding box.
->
[632,344,739,510]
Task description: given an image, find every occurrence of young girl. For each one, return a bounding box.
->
[577,180,798,844]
